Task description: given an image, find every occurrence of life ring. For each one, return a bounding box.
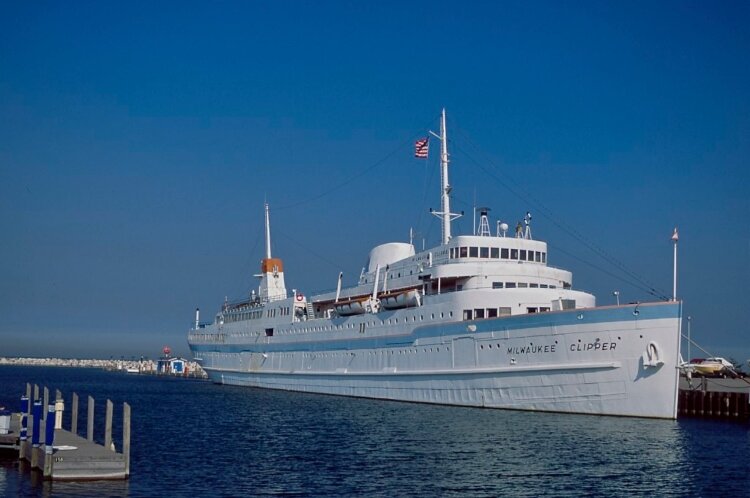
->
[296,294,304,302]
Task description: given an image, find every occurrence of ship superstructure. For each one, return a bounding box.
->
[188,110,682,419]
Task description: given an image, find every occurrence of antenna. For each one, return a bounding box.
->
[497,221,509,237]
[429,109,462,244]
[264,202,272,259]
[524,211,532,240]
[476,207,491,237]
[672,227,679,301]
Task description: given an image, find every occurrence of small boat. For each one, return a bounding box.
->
[334,299,368,316]
[381,289,420,310]
[125,368,140,374]
[689,357,732,376]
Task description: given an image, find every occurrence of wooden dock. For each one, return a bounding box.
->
[678,376,750,422]
[2,384,131,480]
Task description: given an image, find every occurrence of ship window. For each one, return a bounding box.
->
[469,247,478,258]
[511,249,518,259]
[265,328,274,337]
[542,253,547,263]
[480,247,489,258]
[563,282,571,289]
[518,283,528,288]
[492,282,503,289]
[491,248,499,258]
[506,282,517,288]
[463,309,473,320]
[474,308,485,319]
[450,247,455,259]
[549,285,556,289]
[487,308,498,318]
[535,251,541,262]
[459,247,468,258]
[520,250,527,260]
[540,307,550,312]
[501,248,509,259]
[527,307,538,314]
[530,283,539,288]
[540,284,548,288]
[499,307,512,317]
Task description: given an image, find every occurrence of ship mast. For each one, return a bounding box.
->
[264,202,272,258]
[431,109,462,245]
[257,203,287,302]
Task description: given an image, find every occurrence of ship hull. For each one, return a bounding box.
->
[191,302,681,419]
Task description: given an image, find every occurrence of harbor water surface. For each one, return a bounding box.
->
[1,365,748,497]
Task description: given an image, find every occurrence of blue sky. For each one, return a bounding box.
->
[1,1,748,361]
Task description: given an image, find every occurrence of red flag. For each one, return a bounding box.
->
[414,137,429,158]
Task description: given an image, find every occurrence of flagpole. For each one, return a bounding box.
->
[672,227,679,301]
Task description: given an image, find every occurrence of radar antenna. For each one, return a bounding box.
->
[476,207,491,237]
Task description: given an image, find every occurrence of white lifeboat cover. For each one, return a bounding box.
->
[367,243,415,273]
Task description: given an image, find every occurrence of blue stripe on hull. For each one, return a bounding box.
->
[190,301,681,355]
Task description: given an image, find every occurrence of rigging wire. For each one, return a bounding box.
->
[547,243,667,299]
[274,117,439,212]
[274,226,345,272]
[450,126,670,300]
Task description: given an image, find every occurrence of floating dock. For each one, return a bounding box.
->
[1,384,130,480]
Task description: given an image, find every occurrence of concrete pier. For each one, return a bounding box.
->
[4,383,131,481]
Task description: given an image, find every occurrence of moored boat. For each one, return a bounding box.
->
[187,110,682,419]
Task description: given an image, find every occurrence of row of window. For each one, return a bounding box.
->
[450,246,547,263]
[462,306,553,320]
[224,311,458,338]
[492,282,558,289]
[223,306,292,323]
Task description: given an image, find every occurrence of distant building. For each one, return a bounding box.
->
[157,357,188,375]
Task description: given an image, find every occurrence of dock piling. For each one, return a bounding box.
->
[71,392,79,435]
[43,404,55,477]
[30,399,42,468]
[105,399,113,451]
[87,395,94,442]
[42,387,48,424]
[123,402,131,476]
[14,382,132,481]
[20,395,28,443]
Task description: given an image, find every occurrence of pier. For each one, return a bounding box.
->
[0,383,130,480]
[678,377,750,422]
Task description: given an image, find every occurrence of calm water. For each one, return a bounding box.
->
[1,366,748,497]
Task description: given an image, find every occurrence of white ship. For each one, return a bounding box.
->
[188,110,682,419]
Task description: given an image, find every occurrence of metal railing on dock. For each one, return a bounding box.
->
[11,383,131,481]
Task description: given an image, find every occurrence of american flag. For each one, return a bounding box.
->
[414,137,429,158]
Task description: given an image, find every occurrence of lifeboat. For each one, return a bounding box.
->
[334,299,367,316]
[381,289,420,310]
